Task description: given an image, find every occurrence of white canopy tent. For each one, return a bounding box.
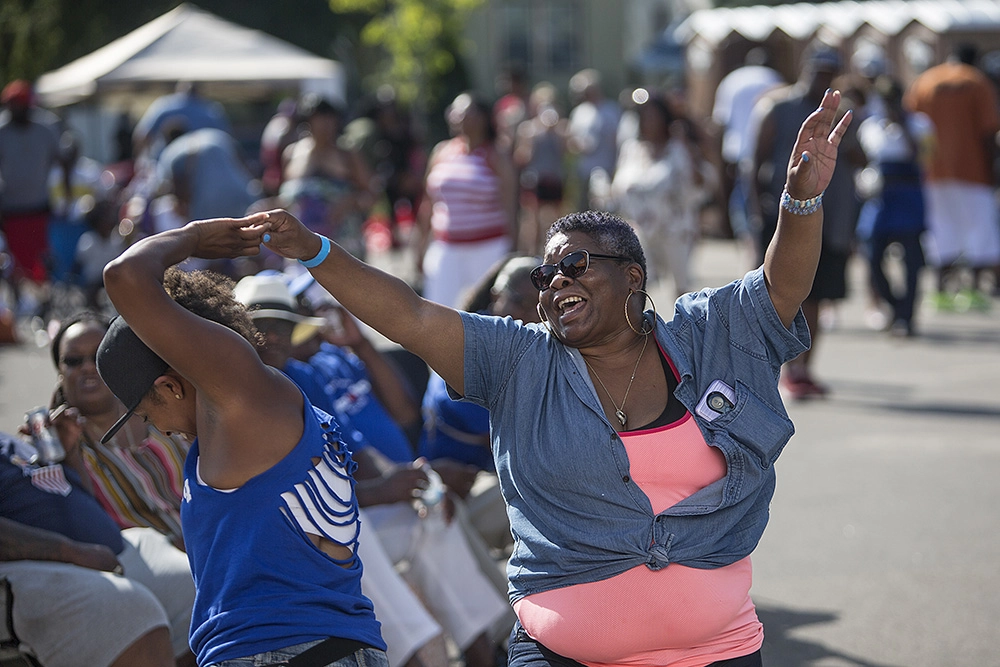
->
[35,4,346,163]
[36,3,345,107]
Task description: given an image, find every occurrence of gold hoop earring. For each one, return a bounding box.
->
[624,289,656,336]
[536,303,552,332]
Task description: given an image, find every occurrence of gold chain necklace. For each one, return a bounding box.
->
[584,334,649,429]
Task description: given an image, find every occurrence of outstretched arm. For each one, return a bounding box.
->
[262,210,467,393]
[763,89,853,327]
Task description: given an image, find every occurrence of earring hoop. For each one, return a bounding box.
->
[536,303,552,332]
[175,394,182,400]
[624,289,656,336]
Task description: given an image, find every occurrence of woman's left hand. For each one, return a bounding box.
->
[786,89,853,199]
[187,214,270,260]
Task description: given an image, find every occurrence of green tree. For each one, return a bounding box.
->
[0,0,62,82]
[329,0,482,108]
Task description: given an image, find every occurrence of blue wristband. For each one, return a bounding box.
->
[298,235,331,268]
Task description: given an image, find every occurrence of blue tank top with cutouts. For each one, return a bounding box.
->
[181,393,384,666]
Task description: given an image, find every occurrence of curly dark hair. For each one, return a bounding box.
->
[162,268,262,348]
[546,210,647,289]
[50,310,111,369]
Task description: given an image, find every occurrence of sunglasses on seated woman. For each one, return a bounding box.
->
[530,249,629,291]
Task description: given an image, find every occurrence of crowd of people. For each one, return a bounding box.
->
[1,40,999,667]
[4,46,999,338]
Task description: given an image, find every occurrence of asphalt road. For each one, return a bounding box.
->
[1,239,997,666]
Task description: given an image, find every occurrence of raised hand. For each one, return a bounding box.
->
[321,305,366,349]
[187,213,270,260]
[786,89,853,200]
[257,209,322,262]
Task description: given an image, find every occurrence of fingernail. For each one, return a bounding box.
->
[825,88,831,95]
[263,233,271,243]
[802,153,809,162]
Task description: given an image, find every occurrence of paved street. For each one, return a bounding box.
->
[1,239,997,666]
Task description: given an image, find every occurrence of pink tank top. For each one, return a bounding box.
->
[425,139,509,243]
[514,414,763,667]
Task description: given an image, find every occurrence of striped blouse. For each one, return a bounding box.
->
[425,138,509,243]
[80,427,190,543]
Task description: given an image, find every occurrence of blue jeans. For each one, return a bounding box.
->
[865,232,925,327]
[213,640,388,667]
[507,622,762,667]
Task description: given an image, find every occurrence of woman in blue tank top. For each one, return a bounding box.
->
[95,226,387,666]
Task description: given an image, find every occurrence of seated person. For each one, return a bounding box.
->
[234,273,511,667]
[49,311,190,549]
[287,276,511,598]
[0,428,194,667]
[291,269,424,453]
[51,310,442,667]
[419,255,540,553]
[50,307,443,667]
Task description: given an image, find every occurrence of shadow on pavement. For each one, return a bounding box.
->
[818,379,1000,421]
[758,605,899,667]
[828,322,1000,347]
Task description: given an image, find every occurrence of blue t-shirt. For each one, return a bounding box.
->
[134,92,230,144]
[308,343,414,462]
[283,359,370,455]
[418,372,494,471]
[0,433,123,554]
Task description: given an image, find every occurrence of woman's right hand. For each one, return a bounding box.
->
[258,209,325,262]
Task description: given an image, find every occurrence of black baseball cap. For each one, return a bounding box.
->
[96,316,169,444]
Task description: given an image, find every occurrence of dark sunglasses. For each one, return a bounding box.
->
[530,249,629,291]
[60,354,97,368]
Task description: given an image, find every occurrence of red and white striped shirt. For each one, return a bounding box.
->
[426,138,509,243]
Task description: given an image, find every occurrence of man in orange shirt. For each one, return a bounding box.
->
[905,44,1000,311]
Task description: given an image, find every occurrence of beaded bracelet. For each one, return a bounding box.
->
[780,188,824,215]
[299,235,331,268]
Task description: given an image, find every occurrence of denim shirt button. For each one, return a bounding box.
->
[622,475,630,483]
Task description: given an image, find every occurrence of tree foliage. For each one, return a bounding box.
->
[0,0,63,82]
[329,0,483,106]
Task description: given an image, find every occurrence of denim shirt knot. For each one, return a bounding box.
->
[646,518,674,570]
[461,267,810,603]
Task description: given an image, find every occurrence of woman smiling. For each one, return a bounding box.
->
[136,89,850,667]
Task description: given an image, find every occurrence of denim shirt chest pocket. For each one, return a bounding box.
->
[706,379,794,469]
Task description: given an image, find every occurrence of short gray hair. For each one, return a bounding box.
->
[545,210,647,289]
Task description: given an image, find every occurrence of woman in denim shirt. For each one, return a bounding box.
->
[246,89,851,667]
